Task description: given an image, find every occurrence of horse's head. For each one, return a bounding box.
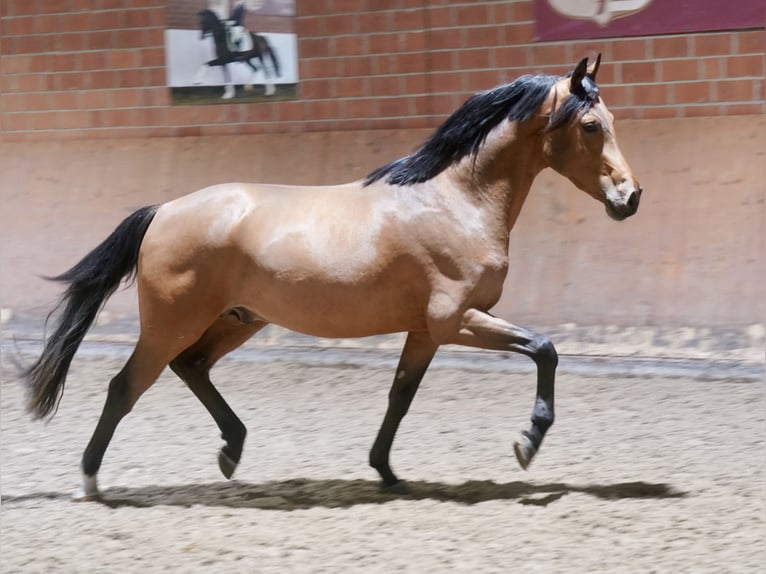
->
[542,56,642,221]
[197,9,221,39]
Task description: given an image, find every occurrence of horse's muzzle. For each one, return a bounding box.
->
[606,186,642,221]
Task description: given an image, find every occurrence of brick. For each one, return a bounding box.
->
[300,37,333,59]
[727,54,765,78]
[431,71,463,93]
[91,10,123,30]
[112,88,142,108]
[465,70,503,92]
[57,110,91,129]
[108,49,141,69]
[660,59,698,82]
[427,6,453,28]
[324,13,356,36]
[29,112,58,130]
[56,33,86,52]
[453,4,490,27]
[340,98,375,119]
[81,89,113,109]
[430,28,463,51]
[673,81,711,105]
[464,25,502,49]
[49,91,81,110]
[715,79,758,102]
[652,35,690,59]
[124,9,151,28]
[379,96,410,117]
[694,33,731,57]
[632,83,669,106]
[502,22,533,45]
[335,34,366,57]
[527,44,568,68]
[80,51,106,70]
[735,30,765,54]
[4,15,36,34]
[511,0,535,22]
[393,7,424,30]
[302,58,338,79]
[38,0,68,14]
[602,85,632,108]
[335,77,368,98]
[90,70,117,89]
[620,61,656,84]
[369,75,402,97]
[611,38,647,62]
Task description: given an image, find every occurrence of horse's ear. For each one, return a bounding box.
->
[587,53,602,82]
[570,57,589,93]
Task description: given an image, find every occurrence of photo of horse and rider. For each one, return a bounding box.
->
[165,0,298,104]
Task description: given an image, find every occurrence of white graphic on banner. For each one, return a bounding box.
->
[547,0,653,26]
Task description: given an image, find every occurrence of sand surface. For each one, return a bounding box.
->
[2,351,763,573]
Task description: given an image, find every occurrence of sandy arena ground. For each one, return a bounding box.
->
[1,347,763,573]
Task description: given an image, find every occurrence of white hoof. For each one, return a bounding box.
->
[243,83,254,92]
[72,473,99,501]
[264,83,276,96]
[513,433,538,470]
[222,85,235,99]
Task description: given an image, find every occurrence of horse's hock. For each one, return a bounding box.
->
[1,114,764,356]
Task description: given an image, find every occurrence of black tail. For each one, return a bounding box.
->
[252,33,281,77]
[266,38,281,77]
[25,205,159,420]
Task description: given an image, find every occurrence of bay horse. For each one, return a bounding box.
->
[193,8,281,99]
[25,56,642,500]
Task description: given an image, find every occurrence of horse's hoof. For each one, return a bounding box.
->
[243,84,254,92]
[381,480,409,495]
[218,449,238,479]
[513,433,538,470]
[264,84,276,96]
[72,474,100,501]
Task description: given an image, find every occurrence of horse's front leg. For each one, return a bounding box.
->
[434,308,558,470]
[369,331,438,492]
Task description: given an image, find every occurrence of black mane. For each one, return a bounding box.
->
[364,73,596,187]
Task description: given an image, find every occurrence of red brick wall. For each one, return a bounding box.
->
[1,0,764,141]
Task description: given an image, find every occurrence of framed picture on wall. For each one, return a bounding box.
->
[165,0,298,104]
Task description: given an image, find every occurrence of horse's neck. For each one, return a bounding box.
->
[450,130,546,234]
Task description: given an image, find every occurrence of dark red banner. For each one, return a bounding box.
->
[534,1,765,41]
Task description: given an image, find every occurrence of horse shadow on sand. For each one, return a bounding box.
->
[3,478,686,510]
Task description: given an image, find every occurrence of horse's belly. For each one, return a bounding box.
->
[244,284,427,338]
[236,256,430,338]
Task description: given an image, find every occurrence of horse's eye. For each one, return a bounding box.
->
[582,121,599,133]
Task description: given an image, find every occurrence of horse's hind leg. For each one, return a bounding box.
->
[369,331,438,492]
[170,313,267,479]
[77,339,172,500]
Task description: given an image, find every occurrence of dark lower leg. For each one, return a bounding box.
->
[169,318,263,479]
[81,348,164,480]
[81,369,133,477]
[171,358,246,478]
[514,338,557,469]
[369,332,437,488]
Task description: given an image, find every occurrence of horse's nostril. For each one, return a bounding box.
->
[627,189,640,210]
